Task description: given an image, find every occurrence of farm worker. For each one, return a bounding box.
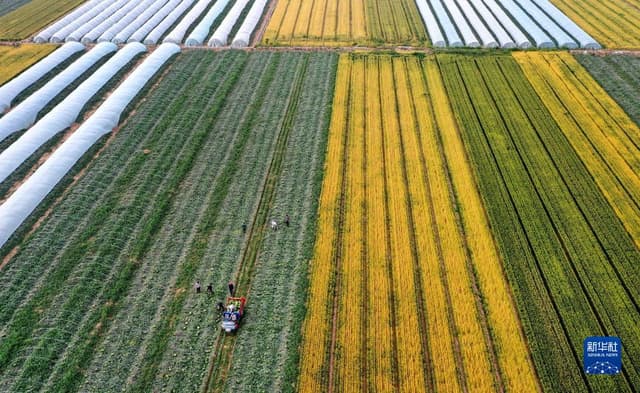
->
[285,214,290,227]
[242,223,247,234]
[195,281,201,293]
[228,281,235,296]
[217,302,224,312]
[207,283,213,294]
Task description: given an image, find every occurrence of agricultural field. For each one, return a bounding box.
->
[0,0,85,40]
[297,53,538,392]
[0,49,336,393]
[576,54,640,127]
[0,44,55,86]
[550,0,640,48]
[514,51,640,250]
[263,0,429,46]
[439,53,640,392]
[0,0,31,18]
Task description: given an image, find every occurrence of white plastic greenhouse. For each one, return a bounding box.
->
[33,0,104,43]
[185,0,230,46]
[209,0,250,47]
[500,0,554,47]
[456,0,498,47]
[428,0,462,47]
[531,0,600,49]
[48,1,114,43]
[231,0,268,48]
[98,0,161,43]
[163,0,212,44]
[128,0,183,43]
[442,0,479,47]
[513,0,576,48]
[82,0,140,44]
[467,0,513,48]
[0,42,85,113]
[144,0,194,45]
[0,43,116,141]
[414,0,445,47]
[113,0,170,44]
[481,0,531,48]
[0,43,180,249]
[0,43,146,184]
[63,0,132,43]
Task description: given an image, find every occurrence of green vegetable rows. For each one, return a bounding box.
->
[438,54,640,393]
[0,50,336,392]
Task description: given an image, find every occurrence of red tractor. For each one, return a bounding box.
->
[221,296,246,333]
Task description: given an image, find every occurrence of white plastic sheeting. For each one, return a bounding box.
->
[128,0,184,43]
[144,0,195,44]
[0,43,146,183]
[33,0,104,43]
[208,0,250,47]
[513,0,576,48]
[0,42,85,112]
[499,0,554,47]
[0,43,180,249]
[82,0,140,44]
[481,0,531,48]
[414,0,445,47]
[231,0,267,48]
[456,0,497,47]
[442,0,479,47]
[48,1,114,43]
[185,0,230,46]
[0,43,116,141]
[531,0,600,49]
[113,0,170,44]
[163,0,213,44]
[428,0,462,46]
[63,0,131,43]
[467,0,513,48]
[98,0,162,43]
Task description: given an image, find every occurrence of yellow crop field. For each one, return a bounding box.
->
[297,53,539,392]
[0,0,85,40]
[0,44,55,86]
[549,0,640,48]
[263,0,428,47]
[514,51,640,249]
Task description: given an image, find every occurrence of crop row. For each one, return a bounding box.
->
[0,0,85,40]
[297,53,537,392]
[549,0,640,48]
[439,53,640,392]
[263,0,429,46]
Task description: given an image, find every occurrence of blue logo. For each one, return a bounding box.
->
[583,336,621,375]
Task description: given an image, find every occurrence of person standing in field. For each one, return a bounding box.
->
[207,283,213,294]
[195,281,201,293]
[228,281,234,296]
[284,214,290,227]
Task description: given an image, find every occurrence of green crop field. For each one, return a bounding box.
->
[0,50,337,393]
[439,53,640,393]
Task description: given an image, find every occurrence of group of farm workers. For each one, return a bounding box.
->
[191,214,292,312]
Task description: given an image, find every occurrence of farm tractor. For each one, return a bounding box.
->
[221,296,246,333]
